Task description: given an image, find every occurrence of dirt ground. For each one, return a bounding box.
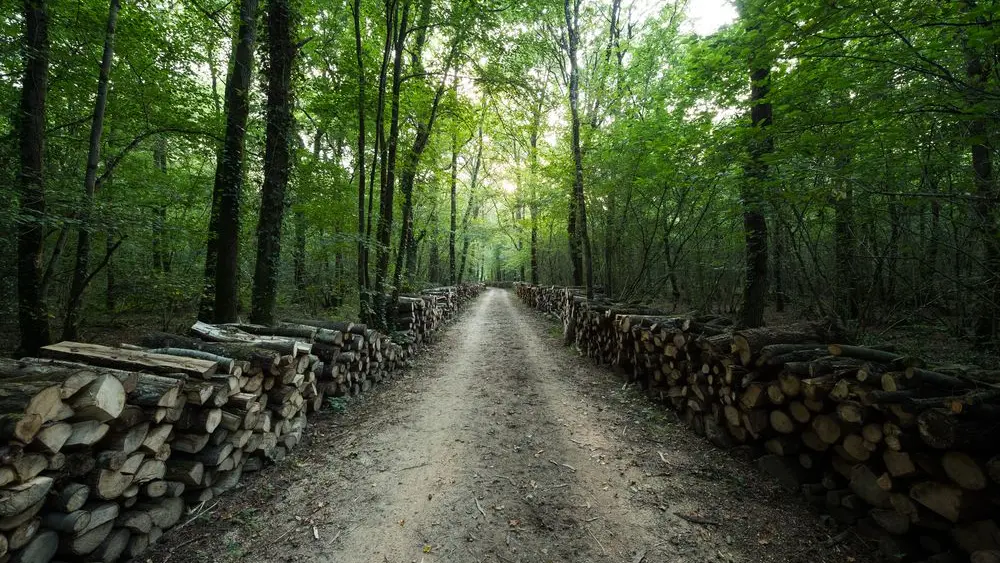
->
[146,288,875,563]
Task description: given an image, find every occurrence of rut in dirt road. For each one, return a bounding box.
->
[155,288,872,563]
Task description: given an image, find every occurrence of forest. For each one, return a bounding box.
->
[2,0,999,357]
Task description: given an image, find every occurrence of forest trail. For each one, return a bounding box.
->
[151,289,872,563]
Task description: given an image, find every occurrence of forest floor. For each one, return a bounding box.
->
[145,288,874,563]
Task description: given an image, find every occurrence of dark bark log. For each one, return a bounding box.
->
[250,0,297,325]
[62,0,119,341]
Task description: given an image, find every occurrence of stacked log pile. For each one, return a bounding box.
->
[0,284,483,563]
[515,283,1000,563]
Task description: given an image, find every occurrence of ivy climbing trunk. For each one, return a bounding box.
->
[16,0,51,356]
[201,0,259,322]
[250,0,298,326]
[63,0,120,341]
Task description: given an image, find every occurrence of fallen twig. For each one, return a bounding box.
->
[675,512,721,526]
[174,501,220,531]
[632,549,648,563]
[548,459,577,472]
[475,497,487,519]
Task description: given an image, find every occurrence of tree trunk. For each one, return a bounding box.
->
[62,0,119,341]
[529,85,544,285]
[250,0,297,325]
[449,127,458,285]
[374,0,410,299]
[16,0,52,356]
[963,3,999,339]
[151,136,170,273]
[293,210,306,293]
[564,0,593,299]
[353,0,367,292]
[392,37,459,294]
[201,0,259,322]
[737,8,771,329]
[833,155,858,320]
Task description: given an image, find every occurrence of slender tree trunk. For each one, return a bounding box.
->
[16,0,51,356]
[374,0,410,299]
[529,86,543,285]
[567,192,581,285]
[564,0,593,298]
[737,6,771,329]
[201,0,259,322]
[773,214,785,313]
[105,232,116,312]
[962,3,999,338]
[250,0,297,325]
[353,0,367,292]
[63,0,120,341]
[392,39,459,293]
[152,136,169,272]
[449,127,458,284]
[831,150,858,319]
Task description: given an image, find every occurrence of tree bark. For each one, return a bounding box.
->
[449,127,458,285]
[62,0,120,341]
[151,136,170,273]
[392,28,460,294]
[16,0,52,356]
[737,6,771,329]
[374,0,410,300]
[564,0,594,298]
[201,0,259,322]
[250,0,298,325]
[963,2,999,339]
[353,0,367,292]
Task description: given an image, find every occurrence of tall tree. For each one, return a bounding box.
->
[737,1,771,328]
[353,0,367,293]
[63,0,121,341]
[564,0,594,298]
[200,0,259,323]
[250,0,299,325]
[15,0,52,356]
[373,0,410,306]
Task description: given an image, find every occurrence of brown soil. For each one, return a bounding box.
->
[147,289,875,563]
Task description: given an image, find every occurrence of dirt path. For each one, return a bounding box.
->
[150,289,873,563]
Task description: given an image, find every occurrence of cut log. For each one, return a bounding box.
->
[41,341,217,379]
[0,477,52,519]
[67,373,125,422]
[164,460,204,486]
[11,453,47,482]
[89,526,129,563]
[42,509,90,533]
[910,481,975,523]
[116,510,153,534]
[11,529,57,563]
[64,419,109,448]
[172,432,210,454]
[139,424,172,455]
[32,422,71,453]
[136,497,184,528]
[942,451,988,491]
[60,520,113,557]
[104,422,149,455]
[89,469,132,500]
[50,482,89,512]
[849,464,890,508]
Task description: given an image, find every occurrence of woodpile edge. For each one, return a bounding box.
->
[515,283,1000,563]
[0,283,484,563]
